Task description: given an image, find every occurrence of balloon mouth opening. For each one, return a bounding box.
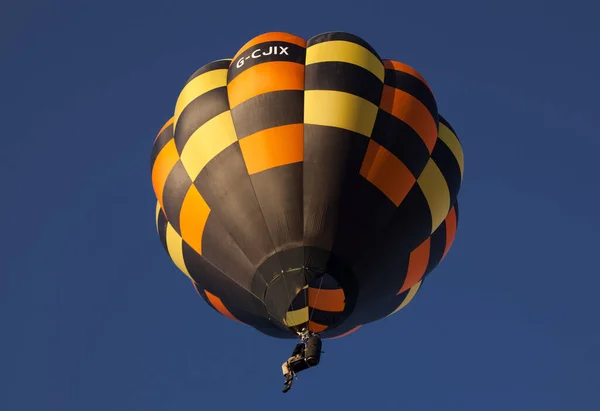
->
[282,272,347,334]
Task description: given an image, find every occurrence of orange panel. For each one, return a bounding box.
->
[308,288,346,312]
[179,185,210,255]
[228,61,304,108]
[379,85,437,153]
[329,325,362,339]
[232,32,306,61]
[383,60,432,92]
[151,139,179,210]
[308,321,328,333]
[205,290,241,323]
[360,140,416,206]
[360,137,378,172]
[442,206,458,259]
[239,124,304,175]
[398,237,430,294]
[154,117,174,143]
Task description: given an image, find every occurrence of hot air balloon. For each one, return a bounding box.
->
[150,31,464,391]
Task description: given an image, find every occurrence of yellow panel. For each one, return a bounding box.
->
[418,159,451,233]
[387,280,422,316]
[285,307,309,326]
[155,201,161,232]
[179,111,238,180]
[306,40,385,82]
[305,90,378,137]
[438,122,464,178]
[165,223,192,280]
[173,69,228,132]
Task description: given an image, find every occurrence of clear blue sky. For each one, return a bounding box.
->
[2,1,599,410]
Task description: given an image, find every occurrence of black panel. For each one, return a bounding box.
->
[249,163,304,253]
[423,221,447,279]
[194,143,278,268]
[228,42,305,82]
[305,62,383,106]
[371,108,431,177]
[191,281,289,337]
[230,90,304,139]
[185,59,231,85]
[330,174,398,265]
[309,308,345,327]
[184,243,267,320]
[264,267,307,323]
[384,68,438,121]
[257,246,360,332]
[201,213,261,291]
[161,161,192,233]
[384,184,433,254]
[307,32,382,61]
[174,87,230,153]
[302,125,369,253]
[439,114,457,135]
[150,123,173,169]
[156,207,168,252]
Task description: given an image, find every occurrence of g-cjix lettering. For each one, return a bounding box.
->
[236,46,289,68]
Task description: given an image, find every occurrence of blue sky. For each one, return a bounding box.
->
[2,0,599,410]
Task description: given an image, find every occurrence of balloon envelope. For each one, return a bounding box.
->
[150,31,464,339]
